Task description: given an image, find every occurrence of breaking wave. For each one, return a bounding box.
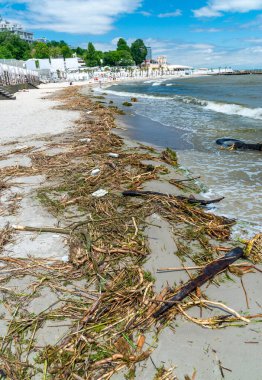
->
[204,102,262,120]
[97,87,173,100]
[97,87,262,120]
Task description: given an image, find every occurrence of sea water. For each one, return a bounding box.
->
[103,75,262,238]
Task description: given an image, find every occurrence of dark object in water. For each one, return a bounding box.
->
[153,247,244,318]
[122,190,224,206]
[216,138,262,151]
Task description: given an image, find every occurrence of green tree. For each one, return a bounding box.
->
[117,50,134,66]
[0,31,31,59]
[47,40,60,47]
[74,47,85,56]
[85,42,100,67]
[130,39,147,65]
[0,45,13,59]
[103,50,134,66]
[117,38,130,52]
[32,42,50,59]
[61,45,72,58]
[103,51,119,66]
[49,46,62,58]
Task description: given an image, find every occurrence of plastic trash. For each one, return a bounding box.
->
[108,153,119,158]
[91,168,100,176]
[79,138,91,143]
[86,111,93,114]
[15,145,29,151]
[91,189,108,198]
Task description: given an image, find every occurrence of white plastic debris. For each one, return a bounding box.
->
[86,111,93,114]
[91,189,108,198]
[91,168,100,176]
[108,153,119,158]
[61,255,69,263]
[79,138,91,143]
[14,145,29,151]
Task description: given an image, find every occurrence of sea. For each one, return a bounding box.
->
[100,75,262,238]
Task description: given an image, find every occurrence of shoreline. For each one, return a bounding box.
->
[91,81,262,239]
[0,84,261,379]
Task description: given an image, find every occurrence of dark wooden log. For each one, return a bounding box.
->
[153,247,244,318]
[122,190,224,206]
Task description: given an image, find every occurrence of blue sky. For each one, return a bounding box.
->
[1,0,262,68]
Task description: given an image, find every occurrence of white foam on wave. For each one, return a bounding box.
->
[204,102,262,120]
[97,87,173,100]
[175,95,262,120]
[95,86,262,121]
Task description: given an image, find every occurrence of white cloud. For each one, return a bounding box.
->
[193,0,262,17]
[193,7,221,18]
[139,38,262,68]
[140,11,151,17]
[193,28,222,33]
[93,37,134,52]
[158,10,182,18]
[241,14,262,29]
[1,0,142,34]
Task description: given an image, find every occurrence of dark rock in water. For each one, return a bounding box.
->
[216,138,262,151]
[122,101,133,107]
[131,97,138,102]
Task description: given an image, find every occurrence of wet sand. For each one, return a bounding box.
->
[113,113,192,151]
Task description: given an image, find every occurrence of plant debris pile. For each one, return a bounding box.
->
[0,86,261,380]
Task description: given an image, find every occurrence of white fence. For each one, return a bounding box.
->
[0,63,39,86]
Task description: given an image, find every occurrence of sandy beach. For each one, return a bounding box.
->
[0,84,261,380]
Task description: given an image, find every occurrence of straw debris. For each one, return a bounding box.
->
[0,86,260,379]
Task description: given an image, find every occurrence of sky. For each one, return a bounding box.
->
[1,0,262,68]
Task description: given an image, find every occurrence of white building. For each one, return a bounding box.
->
[157,56,167,66]
[0,15,33,43]
[146,47,152,61]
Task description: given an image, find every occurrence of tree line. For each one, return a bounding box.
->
[0,33,147,66]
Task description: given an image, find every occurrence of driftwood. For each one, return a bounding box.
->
[171,176,201,183]
[12,225,71,235]
[122,190,224,206]
[153,247,244,318]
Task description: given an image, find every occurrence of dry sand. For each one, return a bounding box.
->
[0,82,85,260]
[0,82,86,143]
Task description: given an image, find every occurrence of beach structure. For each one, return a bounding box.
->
[0,62,39,86]
[191,67,234,75]
[0,59,25,68]
[0,15,33,43]
[25,57,88,81]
